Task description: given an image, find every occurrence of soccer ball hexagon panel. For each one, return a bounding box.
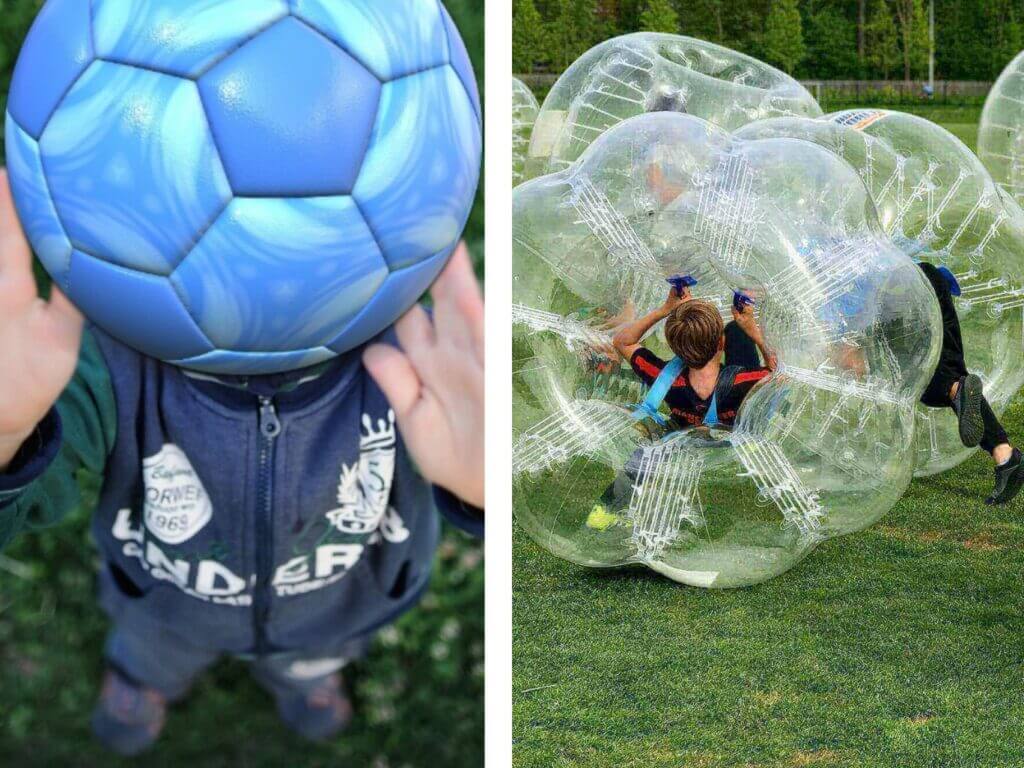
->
[6,0,481,375]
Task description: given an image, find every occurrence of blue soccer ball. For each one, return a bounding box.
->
[6,0,481,374]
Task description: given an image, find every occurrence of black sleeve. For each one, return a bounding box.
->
[629,347,667,387]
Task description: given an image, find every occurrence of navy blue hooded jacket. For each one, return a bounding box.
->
[0,326,483,655]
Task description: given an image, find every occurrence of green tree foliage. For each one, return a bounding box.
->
[763,0,805,74]
[638,0,679,33]
[866,0,901,80]
[893,0,929,82]
[513,0,547,72]
[548,0,602,70]
[517,0,1024,83]
[985,0,1024,79]
[804,7,859,79]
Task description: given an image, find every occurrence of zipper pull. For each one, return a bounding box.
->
[258,396,281,439]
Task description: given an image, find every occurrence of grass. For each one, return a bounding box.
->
[512,110,1024,768]
[821,102,982,150]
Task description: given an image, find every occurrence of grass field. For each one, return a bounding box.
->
[512,108,1024,768]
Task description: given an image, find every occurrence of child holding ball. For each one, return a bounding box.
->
[0,175,484,755]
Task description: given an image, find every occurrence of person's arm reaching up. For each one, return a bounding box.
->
[731,292,777,371]
[0,169,84,472]
[612,286,688,362]
[0,170,117,550]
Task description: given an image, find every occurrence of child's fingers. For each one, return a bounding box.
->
[431,243,480,307]
[0,170,32,278]
[363,344,422,420]
[394,302,436,363]
[431,243,483,361]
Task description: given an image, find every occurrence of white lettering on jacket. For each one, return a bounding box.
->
[107,410,411,604]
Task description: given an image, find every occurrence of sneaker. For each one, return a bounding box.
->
[90,668,167,756]
[586,504,620,530]
[951,374,985,448]
[987,448,1024,505]
[259,671,353,742]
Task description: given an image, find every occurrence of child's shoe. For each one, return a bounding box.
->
[257,670,353,742]
[90,668,167,756]
[952,374,985,447]
[987,448,1024,505]
[586,503,621,531]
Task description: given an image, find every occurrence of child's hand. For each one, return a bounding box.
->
[730,291,757,331]
[0,170,83,471]
[661,286,689,314]
[363,243,484,509]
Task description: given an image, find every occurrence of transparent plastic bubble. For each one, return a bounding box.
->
[736,110,1024,475]
[513,112,941,587]
[513,77,540,186]
[980,51,1024,205]
[524,32,822,182]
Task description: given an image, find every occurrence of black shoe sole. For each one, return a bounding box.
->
[987,459,1024,505]
[957,374,985,448]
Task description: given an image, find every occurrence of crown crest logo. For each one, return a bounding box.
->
[361,410,396,450]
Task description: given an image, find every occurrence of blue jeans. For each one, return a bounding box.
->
[105,622,371,701]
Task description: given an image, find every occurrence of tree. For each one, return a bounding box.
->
[548,0,601,70]
[805,8,859,80]
[985,0,1024,78]
[513,0,547,73]
[762,0,805,74]
[866,0,900,79]
[893,0,929,83]
[858,0,867,70]
[638,0,679,33]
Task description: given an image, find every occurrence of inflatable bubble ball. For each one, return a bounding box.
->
[980,51,1024,206]
[736,110,1024,476]
[513,77,540,187]
[7,0,482,375]
[523,32,822,182]
[512,111,942,587]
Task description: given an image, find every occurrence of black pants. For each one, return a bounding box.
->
[917,262,1008,453]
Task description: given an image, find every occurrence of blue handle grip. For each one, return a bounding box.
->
[733,291,755,312]
[666,274,698,294]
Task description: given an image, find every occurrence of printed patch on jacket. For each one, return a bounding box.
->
[142,443,213,545]
[325,410,409,543]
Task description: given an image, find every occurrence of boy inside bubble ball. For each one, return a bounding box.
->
[582,284,773,525]
[586,262,1024,531]
[0,175,484,754]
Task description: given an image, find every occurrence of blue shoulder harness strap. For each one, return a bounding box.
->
[634,358,743,429]
[702,365,741,428]
[633,356,684,426]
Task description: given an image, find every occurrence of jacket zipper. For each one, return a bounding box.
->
[253,395,281,654]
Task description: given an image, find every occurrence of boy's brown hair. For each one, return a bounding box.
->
[664,300,723,368]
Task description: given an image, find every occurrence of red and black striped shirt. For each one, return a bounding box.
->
[629,348,771,428]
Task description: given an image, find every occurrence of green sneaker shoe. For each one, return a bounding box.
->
[586,504,621,530]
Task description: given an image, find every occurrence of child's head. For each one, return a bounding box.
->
[664,300,723,368]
